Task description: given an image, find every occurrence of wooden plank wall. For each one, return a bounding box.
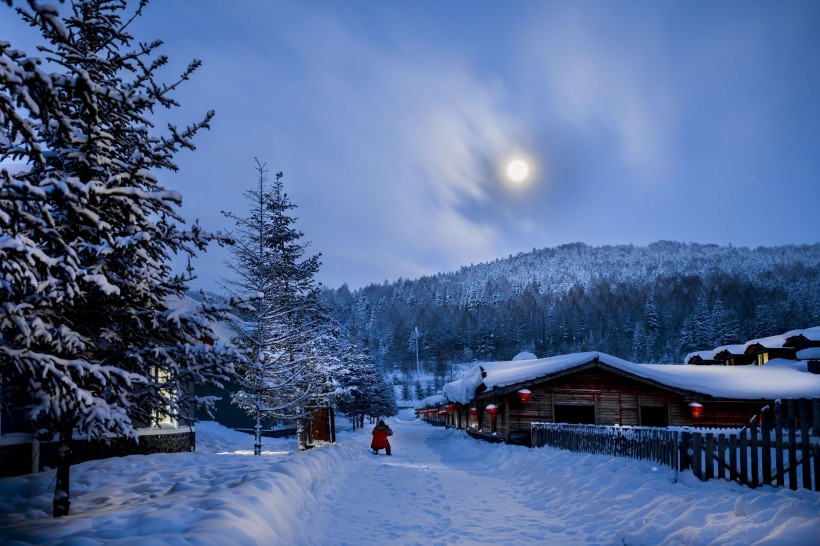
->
[492,367,776,442]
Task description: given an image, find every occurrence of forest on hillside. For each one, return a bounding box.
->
[321,242,820,380]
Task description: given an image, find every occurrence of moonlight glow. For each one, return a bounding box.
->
[506,159,530,183]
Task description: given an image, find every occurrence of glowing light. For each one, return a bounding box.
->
[506,159,529,183]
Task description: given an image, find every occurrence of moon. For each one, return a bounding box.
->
[506,159,529,183]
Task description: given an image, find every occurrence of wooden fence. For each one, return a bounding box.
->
[531,398,820,491]
[530,423,680,469]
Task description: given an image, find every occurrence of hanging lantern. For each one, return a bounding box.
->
[689,402,703,420]
[517,389,532,404]
[486,404,499,416]
[445,404,456,414]
[469,407,478,417]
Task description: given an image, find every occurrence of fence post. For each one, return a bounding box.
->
[692,433,703,481]
[788,400,798,490]
[705,433,715,481]
[740,429,748,486]
[728,435,737,482]
[750,416,759,488]
[800,399,811,490]
[762,407,772,486]
[775,399,784,487]
[717,433,726,480]
[680,431,691,472]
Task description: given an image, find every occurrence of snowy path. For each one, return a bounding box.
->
[304,416,576,545]
[2,415,818,545]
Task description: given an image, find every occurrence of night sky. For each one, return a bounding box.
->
[5,1,820,291]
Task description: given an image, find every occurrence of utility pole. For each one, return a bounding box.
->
[414,327,421,377]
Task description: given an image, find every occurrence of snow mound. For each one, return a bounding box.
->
[513,351,537,361]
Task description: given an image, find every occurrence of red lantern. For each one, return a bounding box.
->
[445,404,456,414]
[486,404,499,416]
[517,389,532,404]
[689,402,703,420]
[469,407,478,417]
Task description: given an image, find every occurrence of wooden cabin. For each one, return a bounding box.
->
[431,352,820,447]
[744,343,797,366]
[784,329,820,351]
[686,351,719,365]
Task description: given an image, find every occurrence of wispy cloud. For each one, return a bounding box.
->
[520,5,679,187]
[265,14,529,285]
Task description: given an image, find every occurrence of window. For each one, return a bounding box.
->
[640,406,668,427]
[554,404,595,424]
[152,367,176,428]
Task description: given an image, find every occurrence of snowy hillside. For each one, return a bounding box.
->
[324,242,820,368]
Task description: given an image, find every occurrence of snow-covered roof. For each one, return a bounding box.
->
[797,347,820,360]
[683,326,819,363]
[684,350,713,363]
[783,326,820,342]
[512,351,537,361]
[415,394,446,409]
[440,351,820,404]
[744,326,820,351]
[712,344,747,355]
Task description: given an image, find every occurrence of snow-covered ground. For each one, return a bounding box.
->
[1,410,819,545]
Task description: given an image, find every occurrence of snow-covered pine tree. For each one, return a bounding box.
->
[222,160,336,452]
[0,0,236,517]
[335,342,396,428]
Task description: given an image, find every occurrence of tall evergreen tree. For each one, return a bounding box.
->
[1,0,235,516]
[222,160,333,452]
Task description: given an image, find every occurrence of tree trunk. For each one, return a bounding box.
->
[296,409,306,451]
[53,424,72,518]
[254,410,262,456]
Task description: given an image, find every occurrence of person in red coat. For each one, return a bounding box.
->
[371,420,393,455]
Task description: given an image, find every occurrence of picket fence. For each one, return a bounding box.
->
[531,398,819,491]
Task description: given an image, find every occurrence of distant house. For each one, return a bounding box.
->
[685,326,820,367]
[421,350,820,446]
[685,344,752,366]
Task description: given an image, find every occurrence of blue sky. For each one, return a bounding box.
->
[5,1,820,291]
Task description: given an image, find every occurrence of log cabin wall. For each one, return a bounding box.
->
[493,366,774,441]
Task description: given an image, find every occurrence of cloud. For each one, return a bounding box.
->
[264,14,529,286]
[519,5,679,188]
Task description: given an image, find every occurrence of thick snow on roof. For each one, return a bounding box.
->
[783,326,820,342]
[683,326,819,363]
[441,352,820,403]
[512,351,537,361]
[416,394,446,409]
[797,347,820,360]
[712,344,747,355]
[744,326,820,350]
[684,350,714,363]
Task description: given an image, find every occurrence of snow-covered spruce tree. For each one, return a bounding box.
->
[336,344,396,428]
[0,1,236,517]
[222,160,337,452]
